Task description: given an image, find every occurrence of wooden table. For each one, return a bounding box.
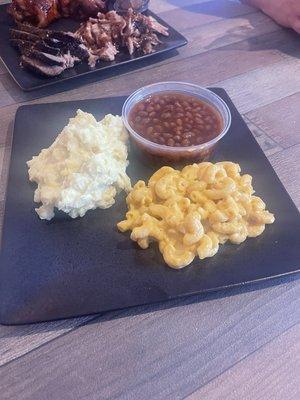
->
[0,1,299,399]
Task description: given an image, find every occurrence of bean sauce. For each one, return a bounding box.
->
[128,92,223,147]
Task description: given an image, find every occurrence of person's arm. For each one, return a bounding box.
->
[242,0,300,33]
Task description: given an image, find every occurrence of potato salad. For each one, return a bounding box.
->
[27,110,131,220]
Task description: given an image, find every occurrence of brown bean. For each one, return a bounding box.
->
[139,111,149,117]
[195,137,203,145]
[194,126,204,136]
[130,93,222,147]
[182,139,190,146]
[195,117,203,124]
[147,126,154,135]
[134,123,141,130]
[167,138,175,146]
[183,132,193,139]
[137,103,145,111]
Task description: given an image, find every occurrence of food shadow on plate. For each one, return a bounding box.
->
[3,272,299,330]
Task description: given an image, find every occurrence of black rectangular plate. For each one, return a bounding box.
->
[1,88,300,325]
[0,4,187,91]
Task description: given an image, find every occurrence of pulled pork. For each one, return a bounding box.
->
[75,9,169,66]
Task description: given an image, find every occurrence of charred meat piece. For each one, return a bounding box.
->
[16,21,52,36]
[44,36,90,60]
[10,38,33,53]
[122,9,168,55]
[21,55,65,76]
[10,28,41,42]
[10,22,90,77]
[10,38,63,57]
[60,0,107,19]
[8,0,107,28]
[25,50,69,67]
[33,41,63,56]
[50,31,84,46]
[8,0,61,28]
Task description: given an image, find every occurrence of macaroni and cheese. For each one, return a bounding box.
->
[117,162,275,269]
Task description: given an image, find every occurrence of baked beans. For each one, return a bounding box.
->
[128,92,223,147]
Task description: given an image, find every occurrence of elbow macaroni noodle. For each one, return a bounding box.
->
[117,162,275,269]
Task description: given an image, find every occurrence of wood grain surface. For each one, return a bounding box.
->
[0,0,299,399]
[186,324,300,400]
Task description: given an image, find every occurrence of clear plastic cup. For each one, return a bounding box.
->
[122,82,232,162]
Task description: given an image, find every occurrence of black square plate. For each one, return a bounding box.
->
[1,89,299,325]
[0,4,187,91]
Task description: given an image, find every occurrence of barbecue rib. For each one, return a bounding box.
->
[8,0,107,28]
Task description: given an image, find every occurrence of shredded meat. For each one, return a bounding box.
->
[75,9,169,66]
